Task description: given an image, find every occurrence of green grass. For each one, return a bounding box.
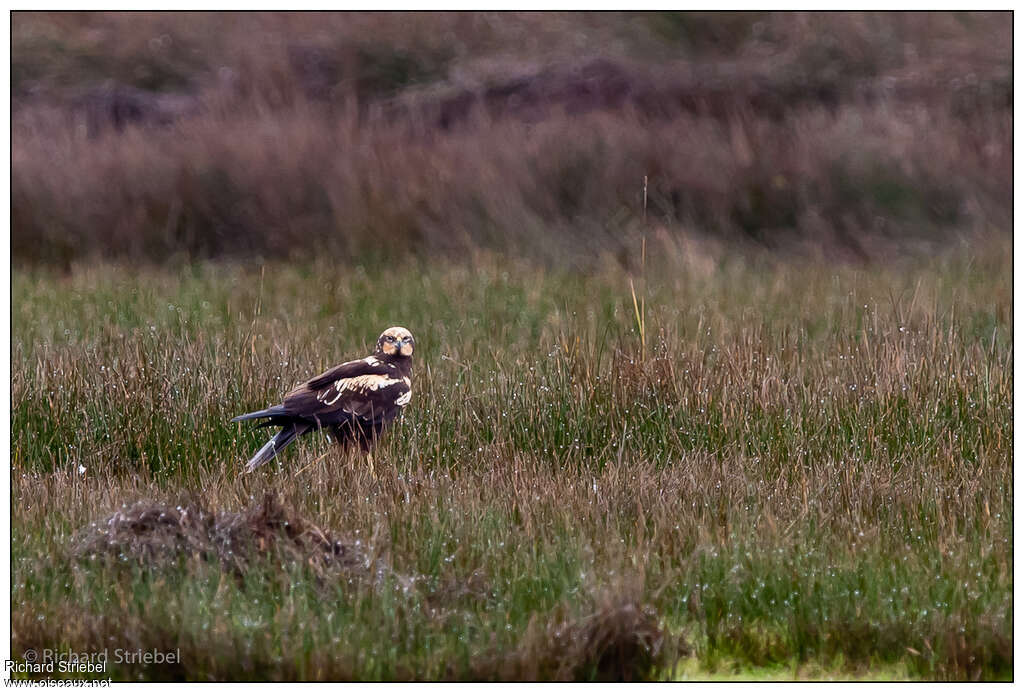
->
[10,241,1012,681]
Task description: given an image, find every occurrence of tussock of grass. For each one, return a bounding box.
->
[480,583,682,681]
[73,493,396,585]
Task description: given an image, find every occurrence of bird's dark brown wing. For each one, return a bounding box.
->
[301,357,390,391]
[283,357,411,426]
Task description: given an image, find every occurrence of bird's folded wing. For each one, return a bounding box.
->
[301,356,392,391]
[285,363,410,424]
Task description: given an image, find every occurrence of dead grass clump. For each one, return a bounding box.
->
[479,586,683,681]
[73,492,380,581]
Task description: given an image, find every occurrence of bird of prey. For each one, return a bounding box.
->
[232,326,414,472]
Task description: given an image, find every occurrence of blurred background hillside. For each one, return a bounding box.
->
[12,11,1012,268]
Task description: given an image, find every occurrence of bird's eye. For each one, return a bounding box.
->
[387,335,395,342]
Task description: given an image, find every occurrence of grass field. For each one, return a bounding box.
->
[10,238,1012,681]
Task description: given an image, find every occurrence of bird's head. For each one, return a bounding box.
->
[377,326,415,358]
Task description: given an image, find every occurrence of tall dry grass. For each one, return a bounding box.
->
[11,11,1012,267]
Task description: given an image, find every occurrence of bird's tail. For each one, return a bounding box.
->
[244,423,311,472]
[231,405,288,424]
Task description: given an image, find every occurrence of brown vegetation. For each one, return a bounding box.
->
[73,492,394,584]
[478,582,684,681]
[12,12,1011,267]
